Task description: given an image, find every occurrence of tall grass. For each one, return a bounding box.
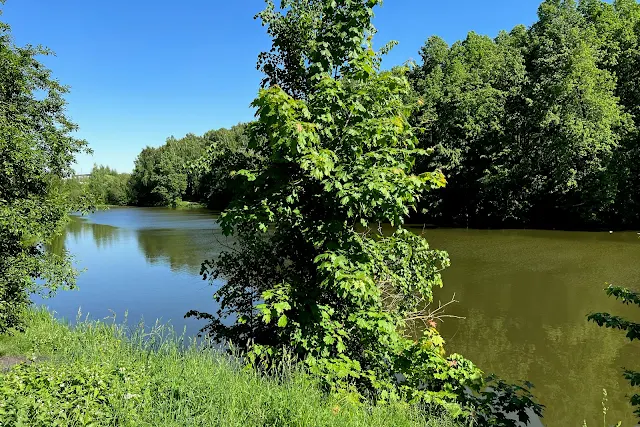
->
[0,308,461,427]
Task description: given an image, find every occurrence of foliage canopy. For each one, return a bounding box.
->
[410,0,639,228]
[0,10,88,331]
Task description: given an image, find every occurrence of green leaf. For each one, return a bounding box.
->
[278,315,288,327]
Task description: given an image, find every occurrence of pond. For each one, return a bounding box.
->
[39,207,640,426]
[40,207,222,337]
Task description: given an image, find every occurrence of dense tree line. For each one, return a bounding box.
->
[86,165,131,206]
[128,133,206,206]
[194,123,259,209]
[71,124,251,208]
[410,0,640,229]
[127,124,253,208]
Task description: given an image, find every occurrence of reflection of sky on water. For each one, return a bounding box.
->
[37,207,228,338]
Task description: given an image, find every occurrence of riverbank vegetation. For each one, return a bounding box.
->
[82,0,640,231]
[65,123,251,209]
[0,309,459,427]
[2,0,640,424]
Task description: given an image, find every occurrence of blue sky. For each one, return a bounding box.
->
[2,0,542,173]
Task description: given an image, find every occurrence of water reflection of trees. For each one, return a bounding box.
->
[439,309,638,426]
[49,215,233,276]
[136,227,232,274]
[46,233,67,256]
[46,217,123,254]
[422,229,640,426]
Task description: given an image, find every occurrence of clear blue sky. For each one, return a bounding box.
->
[2,0,542,173]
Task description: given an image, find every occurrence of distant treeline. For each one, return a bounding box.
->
[80,0,640,229]
[66,123,252,209]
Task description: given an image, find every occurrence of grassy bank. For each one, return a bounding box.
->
[0,309,460,427]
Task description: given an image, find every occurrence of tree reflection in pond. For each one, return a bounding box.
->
[42,211,640,425]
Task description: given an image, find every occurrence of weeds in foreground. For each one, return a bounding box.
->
[582,389,622,427]
[0,308,461,427]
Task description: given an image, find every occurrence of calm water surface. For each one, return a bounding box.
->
[41,207,639,426]
[39,207,225,337]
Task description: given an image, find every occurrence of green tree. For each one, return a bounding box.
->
[194,123,258,209]
[129,146,164,206]
[150,142,189,206]
[410,0,632,228]
[87,164,131,206]
[588,285,640,420]
[129,133,205,206]
[0,7,89,331]
[522,0,630,225]
[579,0,640,227]
[410,30,527,226]
[57,176,90,207]
[189,0,542,423]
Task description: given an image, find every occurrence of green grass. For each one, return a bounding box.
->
[0,308,461,427]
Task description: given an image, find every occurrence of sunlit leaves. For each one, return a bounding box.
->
[86,165,131,206]
[129,135,206,207]
[0,18,90,331]
[604,283,640,307]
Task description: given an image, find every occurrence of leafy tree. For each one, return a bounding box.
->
[410,30,528,226]
[128,126,259,209]
[255,0,375,99]
[588,285,640,419]
[194,123,258,209]
[129,134,206,206]
[579,0,640,227]
[189,0,542,423]
[0,6,88,331]
[410,0,632,228]
[150,143,189,206]
[86,165,131,206]
[522,0,630,226]
[129,146,164,206]
[57,176,89,207]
